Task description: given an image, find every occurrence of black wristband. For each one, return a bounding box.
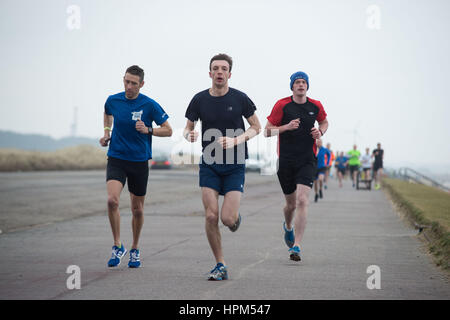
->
[148,127,153,135]
[319,129,324,136]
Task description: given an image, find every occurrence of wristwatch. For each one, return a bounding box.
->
[148,127,153,135]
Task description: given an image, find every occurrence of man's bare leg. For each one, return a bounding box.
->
[130,193,145,250]
[202,187,223,264]
[221,191,241,229]
[107,180,123,247]
[283,192,297,230]
[292,184,311,247]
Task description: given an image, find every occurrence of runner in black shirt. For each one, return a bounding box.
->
[265,71,329,262]
[372,143,384,190]
[184,54,261,280]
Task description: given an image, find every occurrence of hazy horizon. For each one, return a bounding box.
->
[1,0,449,168]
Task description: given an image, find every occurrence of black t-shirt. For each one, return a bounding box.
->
[185,88,256,164]
[372,148,384,165]
[267,96,327,162]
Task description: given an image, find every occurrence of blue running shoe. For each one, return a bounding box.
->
[128,249,141,268]
[207,263,229,281]
[108,243,127,267]
[283,221,295,248]
[289,245,301,261]
[229,213,241,232]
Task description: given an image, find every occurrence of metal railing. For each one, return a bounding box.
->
[387,167,450,193]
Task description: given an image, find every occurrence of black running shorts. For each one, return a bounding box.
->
[373,162,383,172]
[106,157,149,196]
[349,164,359,176]
[277,157,317,195]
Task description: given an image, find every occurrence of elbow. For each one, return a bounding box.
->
[167,127,173,137]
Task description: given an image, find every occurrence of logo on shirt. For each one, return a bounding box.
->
[227,106,233,111]
[131,110,143,121]
[309,112,315,116]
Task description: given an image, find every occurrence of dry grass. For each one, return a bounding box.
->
[383,177,450,271]
[0,145,107,171]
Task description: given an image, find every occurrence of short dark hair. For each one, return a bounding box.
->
[209,53,233,71]
[125,65,144,83]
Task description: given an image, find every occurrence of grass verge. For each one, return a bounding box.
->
[382,177,450,271]
[0,145,107,171]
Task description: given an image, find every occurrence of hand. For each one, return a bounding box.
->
[185,130,199,142]
[217,136,236,149]
[135,120,148,134]
[285,118,300,131]
[99,135,110,147]
[311,127,322,139]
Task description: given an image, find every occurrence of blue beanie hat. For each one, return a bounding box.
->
[290,71,309,90]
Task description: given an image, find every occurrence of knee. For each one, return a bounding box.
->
[285,202,296,213]
[296,195,309,208]
[220,212,236,227]
[132,205,144,218]
[107,195,119,210]
[205,208,219,225]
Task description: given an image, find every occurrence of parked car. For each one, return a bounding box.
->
[151,154,172,169]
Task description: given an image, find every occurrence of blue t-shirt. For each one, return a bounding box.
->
[316,147,331,169]
[336,156,348,169]
[105,92,169,162]
[185,88,256,165]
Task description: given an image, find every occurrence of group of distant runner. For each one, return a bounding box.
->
[311,141,385,203]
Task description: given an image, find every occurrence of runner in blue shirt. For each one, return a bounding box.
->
[314,139,331,202]
[335,152,349,188]
[100,65,172,268]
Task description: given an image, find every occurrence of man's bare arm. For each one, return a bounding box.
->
[153,120,172,137]
[100,113,113,147]
[264,119,300,137]
[183,120,199,142]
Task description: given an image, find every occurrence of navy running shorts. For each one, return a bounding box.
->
[199,162,245,196]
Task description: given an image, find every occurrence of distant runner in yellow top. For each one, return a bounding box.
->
[347,145,361,188]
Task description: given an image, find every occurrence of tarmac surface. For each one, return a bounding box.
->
[0,169,449,300]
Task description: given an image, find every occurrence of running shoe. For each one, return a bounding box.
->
[207,263,228,281]
[228,213,241,232]
[108,243,127,267]
[289,246,301,261]
[128,248,141,268]
[319,189,323,198]
[314,194,319,202]
[283,221,295,248]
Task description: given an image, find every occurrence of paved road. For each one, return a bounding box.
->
[0,169,449,300]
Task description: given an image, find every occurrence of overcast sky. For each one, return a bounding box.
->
[1,0,449,168]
